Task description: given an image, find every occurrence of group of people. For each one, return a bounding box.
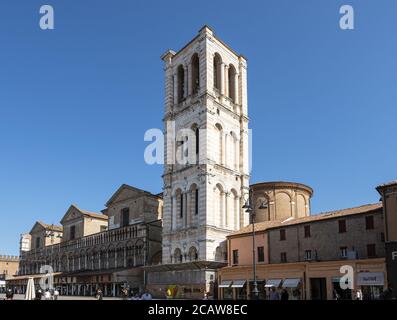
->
[35,288,60,300]
[94,288,153,300]
[268,287,291,300]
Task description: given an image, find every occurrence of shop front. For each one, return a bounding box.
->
[281,278,302,300]
[357,272,385,300]
[218,280,233,299]
[231,280,247,300]
[331,277,352,300]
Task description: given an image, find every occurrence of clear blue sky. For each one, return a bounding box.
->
[0,0,396,255]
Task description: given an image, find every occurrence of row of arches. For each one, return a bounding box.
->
[171,184,199,230]
[176,53,200,103]
[214,123,239,169]
[255,192,310,222]
[20,241,145,275]
[174,122,240,170]
[213,53,238,103]
[173,52,239,104]
[213,185,241,230]
[172,246,198,264]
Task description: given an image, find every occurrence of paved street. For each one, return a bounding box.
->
[0,293,123,300]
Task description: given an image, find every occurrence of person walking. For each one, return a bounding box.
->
[96,289,103,300]
[141,291,153,300]
[269,287,280,300]
[5,288,13,300]
[44,290,51,300]
[280,289,289,301]
[36,289,42,300]
[54,289,59,300]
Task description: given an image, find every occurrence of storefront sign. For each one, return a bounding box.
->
[357,272,384,286]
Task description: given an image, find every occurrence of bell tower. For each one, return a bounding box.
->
[159,26,250,293]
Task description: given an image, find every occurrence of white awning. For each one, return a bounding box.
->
[219,280,233,288]
[231,280,246,288]
[265,279,282,288]
[282,278,301,288]
[357,272,385,286]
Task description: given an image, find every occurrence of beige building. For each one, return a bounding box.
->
[0,255,19,293]
[218,184,388,300]
[10,184,163,297]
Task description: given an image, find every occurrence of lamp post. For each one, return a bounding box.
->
[243,187,268,300]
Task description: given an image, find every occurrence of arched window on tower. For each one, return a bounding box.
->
[191,53,200,95]
[177,65,185,103]
[213,53,222,91]
[228,64,237,102]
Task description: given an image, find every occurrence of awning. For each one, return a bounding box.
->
[231,280,246,288]
[282,278,301,288]
[357,272,384,286]
[265,279,282,288]
[218,280,233,288]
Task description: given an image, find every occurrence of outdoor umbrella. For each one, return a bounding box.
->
[25,277,36,300]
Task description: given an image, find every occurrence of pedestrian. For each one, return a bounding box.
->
[280,289,289,301]
[269,287,280,300]
[381,285,393,300]
[36,289,42,300]
[54,288,59,300]
[355,289,363,300]
[5,288,13,300]
[44,289,51,300]
[122,288,129,300]
[96,289,103,300]
[141,291,152,300]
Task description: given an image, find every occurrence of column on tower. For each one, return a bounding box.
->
[183,65,189,99]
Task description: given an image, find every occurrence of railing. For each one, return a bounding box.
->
[21,223,147,259]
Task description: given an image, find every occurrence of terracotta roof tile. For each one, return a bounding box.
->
[230,202,382,237]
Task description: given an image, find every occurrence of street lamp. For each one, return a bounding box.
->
[243,188,268,300]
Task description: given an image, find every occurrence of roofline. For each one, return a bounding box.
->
[250,181,314,196]
[162,25,246,62]
[228,203,382,238]
[376,180,397,193]
[105,184,162,207]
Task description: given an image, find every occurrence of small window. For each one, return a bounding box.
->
[195,189,199,215]
[280,229,286,241]
[367,244,376,258]
[366,216,374,230]
[340,247,348,258]
[121,208,130,227]
[304,225,311,238]
[280,252,287,263]
[70,225,76,240]
[305,250,312,260]
[232,250,239,265]
[35,237,40,249]
[257,246,265,262]
[338,220,347,233]
[180,194,184,218]
[381,232,385,242]
[100,226,107,232]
